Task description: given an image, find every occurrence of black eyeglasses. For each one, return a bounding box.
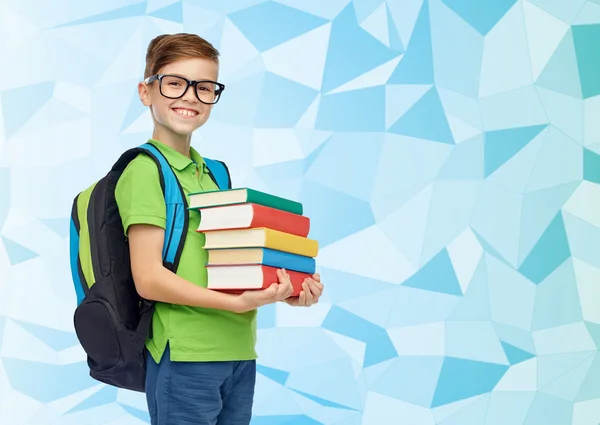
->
[144,74,225,105]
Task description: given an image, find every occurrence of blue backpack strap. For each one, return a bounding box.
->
[204,157,232,190]
[137,143,188,271]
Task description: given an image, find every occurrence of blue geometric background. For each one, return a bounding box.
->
[1,0,599,424]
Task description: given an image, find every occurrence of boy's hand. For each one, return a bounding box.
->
[234,269,293,313]
[283,273,323,307]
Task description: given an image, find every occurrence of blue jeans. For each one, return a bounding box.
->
[145,345,256,425]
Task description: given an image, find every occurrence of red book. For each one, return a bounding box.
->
[206,264,310,296]
[196,203,310,237]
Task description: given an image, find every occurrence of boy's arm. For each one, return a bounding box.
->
[116,157,292,313]
[128,224,293,312]
[127,223,241,311]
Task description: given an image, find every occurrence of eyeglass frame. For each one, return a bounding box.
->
[144,74,225,105]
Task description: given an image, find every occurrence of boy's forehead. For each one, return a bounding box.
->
[160,57,219,80]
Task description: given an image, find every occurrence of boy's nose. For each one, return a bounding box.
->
[181,85,199,102]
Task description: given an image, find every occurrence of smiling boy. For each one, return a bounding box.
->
[114,33,323,424]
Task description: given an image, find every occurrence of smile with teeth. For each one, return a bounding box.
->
[173,108,198,118]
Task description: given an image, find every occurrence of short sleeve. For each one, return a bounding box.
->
[115,156,166,235]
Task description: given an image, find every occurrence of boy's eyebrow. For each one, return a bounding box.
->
[166,72,187,78]
[164,72,217,81]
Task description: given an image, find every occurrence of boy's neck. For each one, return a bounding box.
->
[152,127,192,159]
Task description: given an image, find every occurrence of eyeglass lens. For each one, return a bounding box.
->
[161,75,220,104]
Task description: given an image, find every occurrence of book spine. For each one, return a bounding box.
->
[250,204,310,237]
[247,189,303,215]
[206,265,308,296]
[263,229,319,257]
[261,265,306,296]
[261,248,316,274]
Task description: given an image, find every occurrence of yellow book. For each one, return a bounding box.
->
[202,227,318,258]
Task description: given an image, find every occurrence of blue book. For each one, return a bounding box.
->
[206,247,315,274]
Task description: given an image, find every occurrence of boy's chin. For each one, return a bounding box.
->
[167,123,202,137]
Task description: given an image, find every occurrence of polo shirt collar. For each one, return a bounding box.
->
[148,139,206,171]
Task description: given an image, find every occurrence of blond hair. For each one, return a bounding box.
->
[144,33,219,79]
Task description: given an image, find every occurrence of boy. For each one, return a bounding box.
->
[114,33,323,425]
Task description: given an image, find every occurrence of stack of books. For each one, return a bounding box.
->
[188,188,318,296]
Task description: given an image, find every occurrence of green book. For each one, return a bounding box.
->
[187,188,303,215]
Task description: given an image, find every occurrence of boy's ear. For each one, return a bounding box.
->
[138,82,151,106]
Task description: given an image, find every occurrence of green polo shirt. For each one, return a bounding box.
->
[114,139,257,363]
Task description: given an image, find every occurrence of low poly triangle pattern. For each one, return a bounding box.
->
[1,1,599,424]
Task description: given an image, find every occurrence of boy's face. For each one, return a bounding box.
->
[139,57,220,138]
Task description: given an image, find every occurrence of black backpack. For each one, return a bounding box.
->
[69,142,231,392]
